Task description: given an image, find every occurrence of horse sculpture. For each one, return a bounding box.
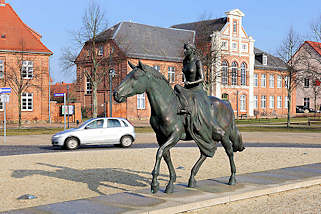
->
[114,61,245,194]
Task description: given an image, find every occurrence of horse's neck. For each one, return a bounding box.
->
[146,79,178,117]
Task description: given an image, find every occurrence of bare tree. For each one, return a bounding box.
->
[6,40,46,127]
[311,15,321,42]
[277,28,303,127]
[61,1,109,118]
[193,14,223,95]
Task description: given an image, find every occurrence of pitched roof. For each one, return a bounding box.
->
[305,41,321,56]
[171,18,227,41]
[96,22,195,62]
[254,48,287,71]
[0,3,52,54]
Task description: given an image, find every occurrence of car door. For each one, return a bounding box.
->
[103,119,123,143]
[77,119,105,144]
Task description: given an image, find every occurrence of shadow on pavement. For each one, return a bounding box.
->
[11,163,170,195]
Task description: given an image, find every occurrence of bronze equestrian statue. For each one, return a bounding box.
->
[114,43,245,194]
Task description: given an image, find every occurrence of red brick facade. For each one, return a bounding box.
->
[0,1,52,123]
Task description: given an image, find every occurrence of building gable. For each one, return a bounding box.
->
[0,2,52,54]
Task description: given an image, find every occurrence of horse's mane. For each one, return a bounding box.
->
[142,65,177,97]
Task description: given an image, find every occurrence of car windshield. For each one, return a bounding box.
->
[78,118,96,129]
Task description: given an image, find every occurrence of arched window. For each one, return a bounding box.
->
[222,93,229,100]
[221,61,228,85]
[231,61,238,85]
[241,62,247,86]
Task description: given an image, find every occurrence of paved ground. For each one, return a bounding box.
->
[0,132,321,213]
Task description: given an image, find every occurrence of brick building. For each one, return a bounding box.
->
[75,22,194,121]
[173,9,295,118]
[76,9,295,122]
[0,0,52,123]
[294,41,321,112]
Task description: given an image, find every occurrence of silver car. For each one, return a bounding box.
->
[52,117,135,150]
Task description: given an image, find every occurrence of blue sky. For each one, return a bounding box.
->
[8,0,321,83]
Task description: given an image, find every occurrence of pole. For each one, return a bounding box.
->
[4,101,6,144]
[104,75,106,117]
[67,85,69,128]
[109,71,113,117]
[48,58,51,124]
[236,90,239,120]
[64,93,66,130]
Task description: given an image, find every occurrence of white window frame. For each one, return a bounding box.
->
[0,59,4,79]
[241,43,248,52]
[285,76,289,88]
[168,66,175,83]
[221,41,228,50]
[269,96,274,109]
[254,73,258,87]
[231,62,238,85]
[98,46,104,56]
[86,77,92,94]
[284,96,288,109]
[241,63,246,86]
[261,95,266,109]
[22,60,33,79]
[277,96,282,109]
[277,75,282,88]
[304,97,310,108]
[137,93,145,110]
[254,96,258,109]
[153,65,160,72]
[233,20,237,33]
[263,55,267,65]
[240,95,246,111]
[221,61,228,85]
[261,74,266,88]
[21,92,33,111]
[269,75,274,88]
[231,42,237,51]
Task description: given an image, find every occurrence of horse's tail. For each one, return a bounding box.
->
[229,124,245,152]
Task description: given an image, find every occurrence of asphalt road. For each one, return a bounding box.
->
[1,141,321,156]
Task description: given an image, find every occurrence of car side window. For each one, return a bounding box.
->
[107,119,121,128]
[86,119,104,129]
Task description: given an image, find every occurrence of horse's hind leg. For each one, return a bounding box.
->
[163,150,176,193]
[188,153,207,188]
[222,135,236,185]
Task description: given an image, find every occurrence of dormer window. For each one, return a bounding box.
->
[263,55,267,65]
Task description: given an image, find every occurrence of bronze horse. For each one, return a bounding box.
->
[114,61,245,194]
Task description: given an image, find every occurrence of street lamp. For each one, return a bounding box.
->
[109,68,116,117]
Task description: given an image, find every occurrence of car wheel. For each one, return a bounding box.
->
[65,137,79,150]
[120,136,133,148]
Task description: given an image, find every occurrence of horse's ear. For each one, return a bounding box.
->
[138,60,147,72]
[128,61,135,69]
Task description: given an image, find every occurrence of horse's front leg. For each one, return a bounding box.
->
[222,136,236,185]
[163,150,176,193]
[151,135,179,194]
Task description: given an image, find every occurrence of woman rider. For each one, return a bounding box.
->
[174,42,205,114]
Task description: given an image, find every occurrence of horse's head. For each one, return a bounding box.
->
[114,61,149,103]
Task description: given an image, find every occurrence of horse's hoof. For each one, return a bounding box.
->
[165,184,174,193]
[151,182,159,194]
[188,178,196,188]
[228,177,236,185]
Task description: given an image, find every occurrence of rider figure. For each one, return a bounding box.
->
[175,42,204,114]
